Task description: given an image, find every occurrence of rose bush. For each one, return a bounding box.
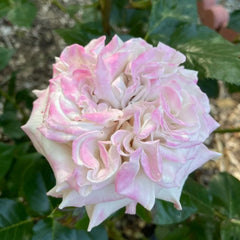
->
[22,35,220,231]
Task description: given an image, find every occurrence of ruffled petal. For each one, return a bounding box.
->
[86,198,132,231]
[21,88,75,184]
[115,150,156,210]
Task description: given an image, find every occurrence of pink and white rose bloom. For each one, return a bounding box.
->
[22,35,220,231]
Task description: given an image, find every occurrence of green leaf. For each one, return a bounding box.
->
[32,219,107,240]
[155,225,191,240]
[88,225,108,240]
[0,0,11,18]
[182,177,214,215]
[147,20,221,46]
[146,12,221,46]
[152,194,197,225]
[146,18,240,85]
[56,22,103,45]
[220,220,240,240]
[6,0,37,27]
[209,172,240,219]
[169,23,225,47]
[136,204,152,223]
[1,144,44,198]
[228,10,240,33]
[146,0,197,41]
[16,89,34,110]
[146,17,180,45]
[0,142,31,196]
[177,40,240,85]
[0,47,14,71]
[197,78,219,98]
[0,199,33,240]
[0,143,15,180]
[32,219,52,240]
[0,101,24,139]
[188,215,221,240]
[23,159,51,215]
[156,215,221,240]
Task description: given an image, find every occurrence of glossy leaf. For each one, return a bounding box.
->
[146,17,240,85]
[182,177,214,215]
[32,219,107,240]
[152,193,197,225]
[23,159,52,215]
[2,149,40,198]
[177,40,240,85]
[32,219,53,240]
[209,172,240,219]
[0,143,15,180]
[136,204,152,223]
[0,199,33,240]
[169,23,225,47]
[0,47,14,71]
[165,23,240,84]
[146,0,197,41]
[147,20,221,46]
[146,17,180,45]
[228,10,240,33]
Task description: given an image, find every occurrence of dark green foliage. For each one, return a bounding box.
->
[198,79,219,98]
[0,199,33,240]
[56,22,104,46]
[0,143,15,180]
[32,219,107,240]
[228,10,240,33]
[209,173,240,219]
[0,48,14,71]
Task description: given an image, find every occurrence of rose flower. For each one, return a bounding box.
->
[22,35,220,231]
